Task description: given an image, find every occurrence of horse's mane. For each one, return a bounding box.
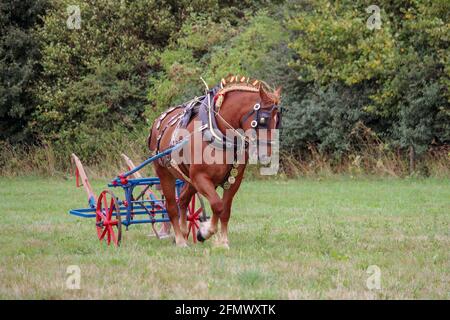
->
[219,74,271,90]
[215,75,280,106]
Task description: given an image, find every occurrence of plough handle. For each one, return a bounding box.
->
[120,153,143,179]
[71,153,97,208]
[113,140,187,183]
[121,153,160,196]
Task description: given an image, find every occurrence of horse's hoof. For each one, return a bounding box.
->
[176,241,188,248]
[197,230,206,242]
[212,241,229,250]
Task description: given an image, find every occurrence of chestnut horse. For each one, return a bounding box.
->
[148,76,281,247]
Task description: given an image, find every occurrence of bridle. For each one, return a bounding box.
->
[197,83,281,152]
[238,102,281,146]
[241,102,281,130]
[154,83,281,189]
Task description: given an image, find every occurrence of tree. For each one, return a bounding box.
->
[0,0,47,142]
[286,0,449,161]
[147,11,289,114]
[32,0,278,161]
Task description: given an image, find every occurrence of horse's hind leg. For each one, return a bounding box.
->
[156,166,187,247]
[177,184,197,239]
[191,174,223,241]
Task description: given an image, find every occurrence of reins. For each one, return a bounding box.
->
[154,77,280,188]
[201,78,280,148]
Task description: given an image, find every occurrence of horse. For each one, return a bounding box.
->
[148,76,281,247]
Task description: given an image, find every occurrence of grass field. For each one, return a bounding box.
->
[0,176,449,299]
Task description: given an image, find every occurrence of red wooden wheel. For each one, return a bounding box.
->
[186,193,204,243]
[96,190,122,246]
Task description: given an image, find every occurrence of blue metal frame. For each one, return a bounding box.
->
[111,140,187,183]
[69,142,187,228]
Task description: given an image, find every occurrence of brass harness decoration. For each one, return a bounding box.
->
[153,75,277,189]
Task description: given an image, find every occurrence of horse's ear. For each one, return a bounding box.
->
[259,85,273,105]
[275,86,282,97]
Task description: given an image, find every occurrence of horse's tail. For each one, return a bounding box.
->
[147,130,153,152]
[147,119,156,153]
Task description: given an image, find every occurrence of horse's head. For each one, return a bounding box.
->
[239,85,282,162]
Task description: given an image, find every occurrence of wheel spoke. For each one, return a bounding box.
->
[107,226,111,245]
[108,197,115,217]
[110,226,117,246]
[99,227,107,241]
[102,195,108,217]
[192,223,197,243]
[95,191,121,247]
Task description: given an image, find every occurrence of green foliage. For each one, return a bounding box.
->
[0,0,448,172]
[288,0,396,85]
[34,0,179,142]
[0,0,48,142]
[282,84,371,156]
[33,0,280,157]
[394,78,448,154]
[146,14,233,114]
[147,11,289,114]
[286,0,450,156]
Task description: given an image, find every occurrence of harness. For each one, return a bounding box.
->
[241,103,281,131]
[154,82,281,188]
[199,87,246,151]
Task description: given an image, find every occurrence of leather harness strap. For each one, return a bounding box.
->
[152,80,280,187]
[169,159,192,183]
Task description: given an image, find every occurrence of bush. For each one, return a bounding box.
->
[282,83,372,157]
[0,0,48,142]
[1,0,448,177]
[286,0,449,159]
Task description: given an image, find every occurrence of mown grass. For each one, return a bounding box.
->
[0,176,448,299]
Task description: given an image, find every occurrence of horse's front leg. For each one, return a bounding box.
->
[218,164,246,248]
[191,174,223,241]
